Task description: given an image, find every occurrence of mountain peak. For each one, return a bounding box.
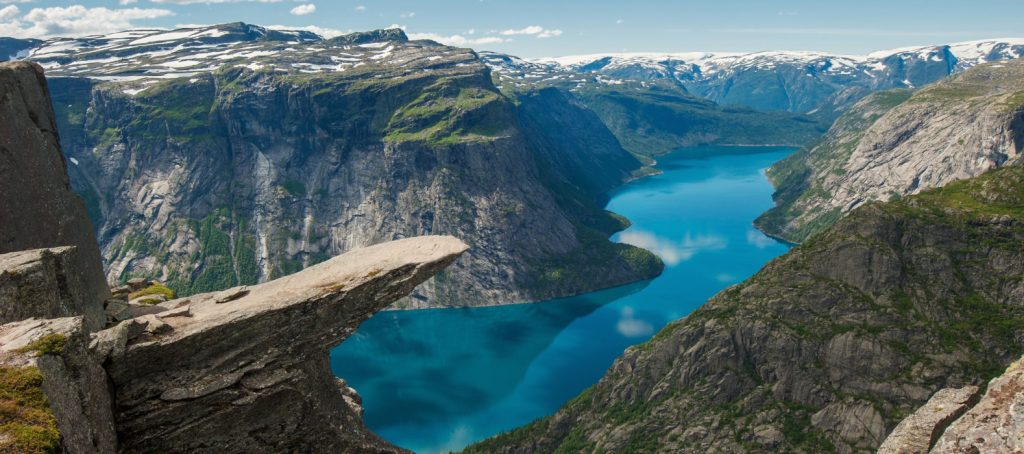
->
[328,28,408,45]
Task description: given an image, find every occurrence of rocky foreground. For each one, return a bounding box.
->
[0,60,466,452]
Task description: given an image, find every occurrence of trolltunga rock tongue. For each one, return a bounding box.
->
[92,235,468,453]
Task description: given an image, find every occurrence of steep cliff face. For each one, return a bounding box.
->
[758,60,1024,243]
[30,23,660,307]
[466,165,1024,453]
[0,61,108,331]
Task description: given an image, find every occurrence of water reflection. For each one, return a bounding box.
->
[331,146,795,453]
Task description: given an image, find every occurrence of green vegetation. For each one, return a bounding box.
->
[384,79,510,146]
[128,283,176,302]
[14,335,67,357]
[0,366,60,453]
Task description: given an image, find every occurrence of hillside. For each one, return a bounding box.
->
[466,164,1024,453]
[757,59,1024,243]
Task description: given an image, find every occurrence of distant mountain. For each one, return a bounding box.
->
[482,53,827,156]
[15,23,663,307]
[484,38,1024,120]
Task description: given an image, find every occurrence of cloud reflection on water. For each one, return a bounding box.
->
[617,230,727,265]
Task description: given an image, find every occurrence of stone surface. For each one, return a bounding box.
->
[0,61,109,331]
[0,316,118,453]
[94,235,467,453]
[0,247,105,332]
[877,386,980,454]
[932,357,1024,453]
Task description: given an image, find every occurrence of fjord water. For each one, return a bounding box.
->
[331,146,794,453]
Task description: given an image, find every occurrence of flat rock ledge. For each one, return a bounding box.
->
[0,236,466,453]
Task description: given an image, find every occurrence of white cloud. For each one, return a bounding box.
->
[152,0,284,3]
[616,307,654,338]
[0,0,33,4]
[746,229,776,249]
[354,5,365,12]
[399,11,415,18]
[0,5,174,38]
[616,19,623,25]
[266,24,345,38]
[289,3,315,15]
[617,230,726,266]
[0,5,18,22]
[500,25,562,39]
[407,31,505,47]
[119,0,139,5]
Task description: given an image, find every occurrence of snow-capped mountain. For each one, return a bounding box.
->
[483,38,1024,116]
[8,23,466,95]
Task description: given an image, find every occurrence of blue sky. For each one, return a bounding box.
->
[1,0,1022,58]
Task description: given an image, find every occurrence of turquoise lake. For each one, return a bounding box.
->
[331,146,795,453]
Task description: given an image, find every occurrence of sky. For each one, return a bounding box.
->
[1,0,1022,58]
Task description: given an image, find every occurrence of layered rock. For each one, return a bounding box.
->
[0,61,109,331]
[96,236,467,452]
[29,23,660,308]
[466,165,1024,453]
[877,386,980,454]
[0,316,117,453]
[757,59,1024,243]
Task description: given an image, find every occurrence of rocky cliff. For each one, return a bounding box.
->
[757,59,1024,243]
[0,61,109,331]
[0,59,468,452]
[466,163,1024,453]
[22,23,660,307]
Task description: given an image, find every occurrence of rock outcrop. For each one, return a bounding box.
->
[0,59,469,453]
[466,164,1024,453]
[877,386,980,454]
[98,236,467,452]
[757,59,1024,243]
[882,355,1024,453]
[0,61,109,331]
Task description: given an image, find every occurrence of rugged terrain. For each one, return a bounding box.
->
[17,23,662,307]
[757,59,1024,243]
[0,59,462,452]
[466,162,1024,453]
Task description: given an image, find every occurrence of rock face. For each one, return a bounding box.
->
[0,61,109,331]
[757,60,1024,243]
[877,386,980,454]
[26,23,660,308]
[0,247,107,332]
[96,236,467,452]
[931,357,1024,453]
[0,316,118,453]
[466,165,1024,453]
